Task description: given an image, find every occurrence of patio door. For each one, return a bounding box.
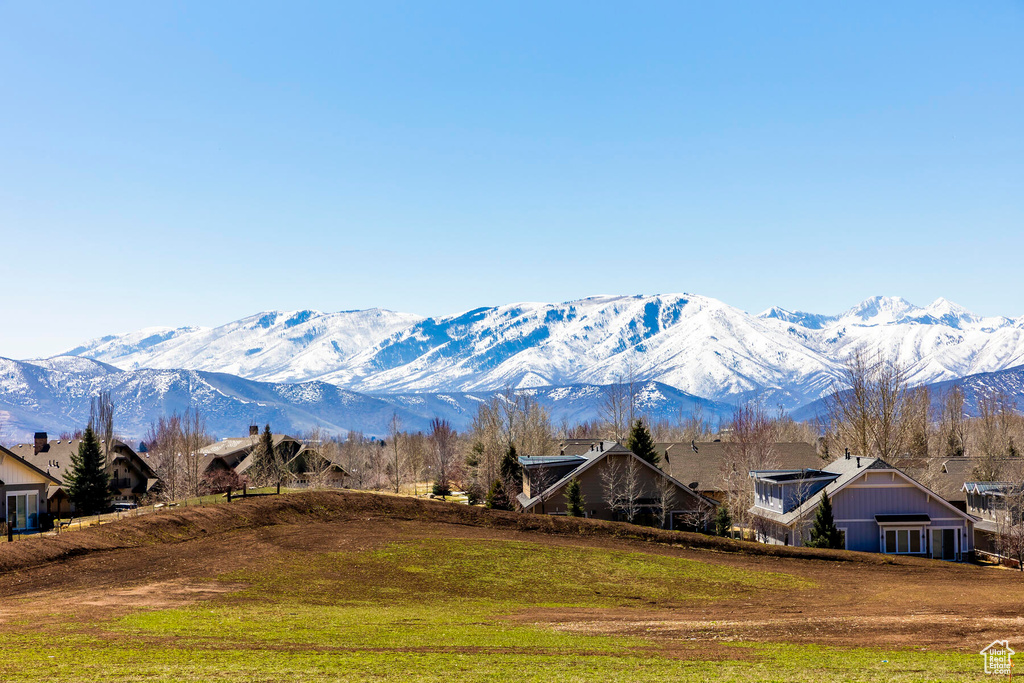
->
[5,493,38,530]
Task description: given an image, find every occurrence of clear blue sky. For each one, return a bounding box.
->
[1,2,1021,359]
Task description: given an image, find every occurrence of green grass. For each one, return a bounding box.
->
[218,539,813,607]
[0,538,989,682]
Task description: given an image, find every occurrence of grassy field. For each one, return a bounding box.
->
[0,491,1009,681]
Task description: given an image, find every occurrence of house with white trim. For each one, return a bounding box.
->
[1,444,61,531]
[749,454,976,560]
[517,442,717,529]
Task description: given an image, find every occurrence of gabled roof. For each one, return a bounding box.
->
[518,443,717,512]
[963,481,1024,498]
[656,441,821,492]
[285,446,350,476]
[0,444,61,485]
[11,438,153,485]
[199,434,300,458]
[750,456,976,527]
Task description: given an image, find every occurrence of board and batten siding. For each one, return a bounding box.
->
[831,471,972,554]
[534,452,707,522]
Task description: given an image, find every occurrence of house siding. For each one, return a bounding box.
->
[830,474,972,555]
[754,464,974,559]
[0,452,53,529]
[529,452,711,526]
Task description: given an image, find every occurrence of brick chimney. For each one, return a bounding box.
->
[34,432,48,455]
[249,425,259,437]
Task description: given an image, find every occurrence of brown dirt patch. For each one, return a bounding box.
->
[1,490,1021,654]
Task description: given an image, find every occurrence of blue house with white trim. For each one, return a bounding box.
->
[749,454,976,561]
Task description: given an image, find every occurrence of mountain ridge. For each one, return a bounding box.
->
[0,355,733,444]
[50,293,1024,411]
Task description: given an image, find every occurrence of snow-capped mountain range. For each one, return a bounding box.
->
[59,294,1024,409]
[3,293,1023,442]
[0,355,732,443]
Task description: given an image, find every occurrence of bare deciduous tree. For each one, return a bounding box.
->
[826,350,910,464]
[722,400,779,535]
[940,385,967,457]
[89,390,116,467]
[180,408,211,497]
[387,413,404,493]
[655,474,676,530]
[300,426,339,488]
[429,418,458,495]
[600,454,642,523]
[146,413,183,502]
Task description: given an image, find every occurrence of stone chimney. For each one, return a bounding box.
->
[249,425,259,437]
[34,432,48,455]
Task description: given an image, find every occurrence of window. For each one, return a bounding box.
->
[884,528,922,554]
[837,528,847,550]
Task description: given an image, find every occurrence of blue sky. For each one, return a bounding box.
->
[1,2,1021,358]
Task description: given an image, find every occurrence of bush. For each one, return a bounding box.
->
[432,481,452,498]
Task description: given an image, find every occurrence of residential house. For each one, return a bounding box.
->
[284,445,349,487]
[0,443,61,531]
[962,481,1022,563]
[655,440,821,503]
[517,442,717,529]
[749,454,976,560]
[12,432,158,514]
[197,428,303,479]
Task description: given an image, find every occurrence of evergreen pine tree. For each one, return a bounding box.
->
[626,419,659,465]
[66,426,111,516]
[714,503,732,537]
[806,491,844,549]
[253,424,278,486]
[485,479,511,510]
[565,478,585,517]
[499,443,522,487]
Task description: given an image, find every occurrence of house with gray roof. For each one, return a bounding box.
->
[198,429,303,476]
[12,432,158,514]
[198,429,347,487]
[518,442,717,529]
[749,454,976,561]
[656,440,821,503]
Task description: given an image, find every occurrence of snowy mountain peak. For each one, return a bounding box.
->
[840,296,920,325]
[914,298,981,329]
[757,306,834,330]
[50,294,1024,412]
